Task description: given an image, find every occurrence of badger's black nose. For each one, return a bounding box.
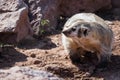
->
[62,30,67,34]
[62,30,70,36]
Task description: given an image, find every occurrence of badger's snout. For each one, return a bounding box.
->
[62,30,71,36]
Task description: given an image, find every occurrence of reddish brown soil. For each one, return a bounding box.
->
[0,19,120,80]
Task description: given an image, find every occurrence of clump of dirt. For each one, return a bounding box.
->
[0,14,120,80]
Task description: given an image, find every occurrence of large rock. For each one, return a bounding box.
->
[24,0,111,36]
[0,0,33,44]
[111,0,120,8]
[0,66,63,80]
[111,0,120,16]
[59,0,111,17]
[24,0,60,35]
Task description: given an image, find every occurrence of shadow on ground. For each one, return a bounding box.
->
[17,37,57,50]
[91,54,120,80]
[0,47,27,69]
[74,54,120,80]
[46,52,120,80]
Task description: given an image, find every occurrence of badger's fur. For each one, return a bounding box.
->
[62,13,114,64]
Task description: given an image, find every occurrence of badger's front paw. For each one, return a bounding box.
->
[96,54,110,68]
[69,55,80,63]
[69,52,84,63]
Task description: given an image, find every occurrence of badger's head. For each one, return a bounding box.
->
[62,22,91,38]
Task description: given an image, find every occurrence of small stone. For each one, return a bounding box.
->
[30,54,36,58]
[34,60,42,64]
[65,56,69,59]
[45,51,48,54]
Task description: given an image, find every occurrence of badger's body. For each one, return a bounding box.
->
[62,13,114,64]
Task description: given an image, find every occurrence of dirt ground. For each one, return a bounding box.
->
[0,14,120,80]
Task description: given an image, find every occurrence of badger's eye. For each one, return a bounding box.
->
[83,29,88,36]
[71,27,76,31]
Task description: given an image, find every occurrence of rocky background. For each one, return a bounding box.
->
[0,0,120,43]
[0,0,120,80]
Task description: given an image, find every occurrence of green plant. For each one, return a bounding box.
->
[40,19,50,27]
[39,19,50,35]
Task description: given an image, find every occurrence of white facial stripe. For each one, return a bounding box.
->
[81,24,88,30]
[70,32,77,37]
[64,20,83,30]
[70,25,81,37]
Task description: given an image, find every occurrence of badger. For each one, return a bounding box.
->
[62,13,114,65]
